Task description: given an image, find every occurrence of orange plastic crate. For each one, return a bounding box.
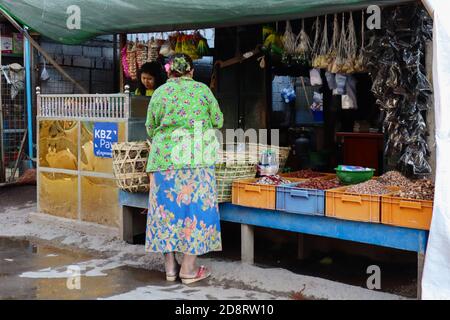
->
[381,196,433,230]
[325,186,399,223]
[232,178,304,210]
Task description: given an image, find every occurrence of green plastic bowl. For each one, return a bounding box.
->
[334,167,375,185]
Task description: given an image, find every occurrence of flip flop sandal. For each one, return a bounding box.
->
[180,266,211,285]
[166,264,180,282]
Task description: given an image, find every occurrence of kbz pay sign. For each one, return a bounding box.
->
[93,122,118,158]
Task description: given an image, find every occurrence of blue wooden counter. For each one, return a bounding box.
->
[119,190,428,297]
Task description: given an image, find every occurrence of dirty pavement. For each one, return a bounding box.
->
[0,185,406,300]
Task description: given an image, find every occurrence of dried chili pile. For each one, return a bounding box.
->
[295,178,341,190]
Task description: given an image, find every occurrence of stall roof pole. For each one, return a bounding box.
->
[24,27,33,160]
[0,6,88,94]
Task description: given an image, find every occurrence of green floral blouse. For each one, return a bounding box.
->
[145,77,224,172]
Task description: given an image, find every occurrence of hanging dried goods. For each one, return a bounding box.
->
[293,19,312,66]
[366,5,433,177]
[313,15,330,69]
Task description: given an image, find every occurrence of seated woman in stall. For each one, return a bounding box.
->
[134,62,166,97]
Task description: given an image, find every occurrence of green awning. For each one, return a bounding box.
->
[0,0,412,44]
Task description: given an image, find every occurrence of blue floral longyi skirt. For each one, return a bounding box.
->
[145,166,222,255]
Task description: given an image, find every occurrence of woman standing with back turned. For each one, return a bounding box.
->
[145,53,224,284]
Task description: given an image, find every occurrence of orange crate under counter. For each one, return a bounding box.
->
[381,196,433,230]
[232,178,305,210]
[325,186,399,223]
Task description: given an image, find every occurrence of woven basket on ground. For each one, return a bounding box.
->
[112,141,150,193]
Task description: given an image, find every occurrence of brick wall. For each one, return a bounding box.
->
[39,37,117,94]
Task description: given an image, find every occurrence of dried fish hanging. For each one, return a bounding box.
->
[354,11,368,73]
[366,5,433,176]
[314,15,330,69]
[327,14,340,72]
[293,19,312,66]
[282,21,297,64]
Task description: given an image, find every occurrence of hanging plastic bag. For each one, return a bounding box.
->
[325,71,337,89]
[281,86,296,103]
[343,75,358,109]
[310,92,323,111]
[40,59,50,81]
[9,63,25,100]
[335,73,347,95]
[310,68,322,86]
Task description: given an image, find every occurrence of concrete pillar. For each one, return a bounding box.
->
[241,224,254,264]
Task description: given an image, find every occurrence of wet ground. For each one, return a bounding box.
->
[0,237,283,300]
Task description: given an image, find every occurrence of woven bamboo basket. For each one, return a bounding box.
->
[215,143,291,203]
[220,143,291,168]
[112,141,150,193]
[215,162,257,203]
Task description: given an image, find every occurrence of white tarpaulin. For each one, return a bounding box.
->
[421,0,450,300]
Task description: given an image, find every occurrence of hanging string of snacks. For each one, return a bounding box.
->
[343,12,357,73]
[147,37,160,62]
[126,40,138,80]
[282,21,297,64]
[330,14,347,73]
[314,15,330,69]
[354,10,367,73]
[294,19,312,66]
[327,14,340,72]
[311,17,321,67]
[136,40,148,69]
[121,31,210,79]
[121,46,130,79]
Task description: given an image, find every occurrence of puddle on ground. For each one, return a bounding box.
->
[0,237,170,300]
[0,237,282,300]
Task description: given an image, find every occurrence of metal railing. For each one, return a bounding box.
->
[36,86,130,120]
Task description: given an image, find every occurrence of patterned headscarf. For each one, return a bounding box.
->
[166,56,192,75]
